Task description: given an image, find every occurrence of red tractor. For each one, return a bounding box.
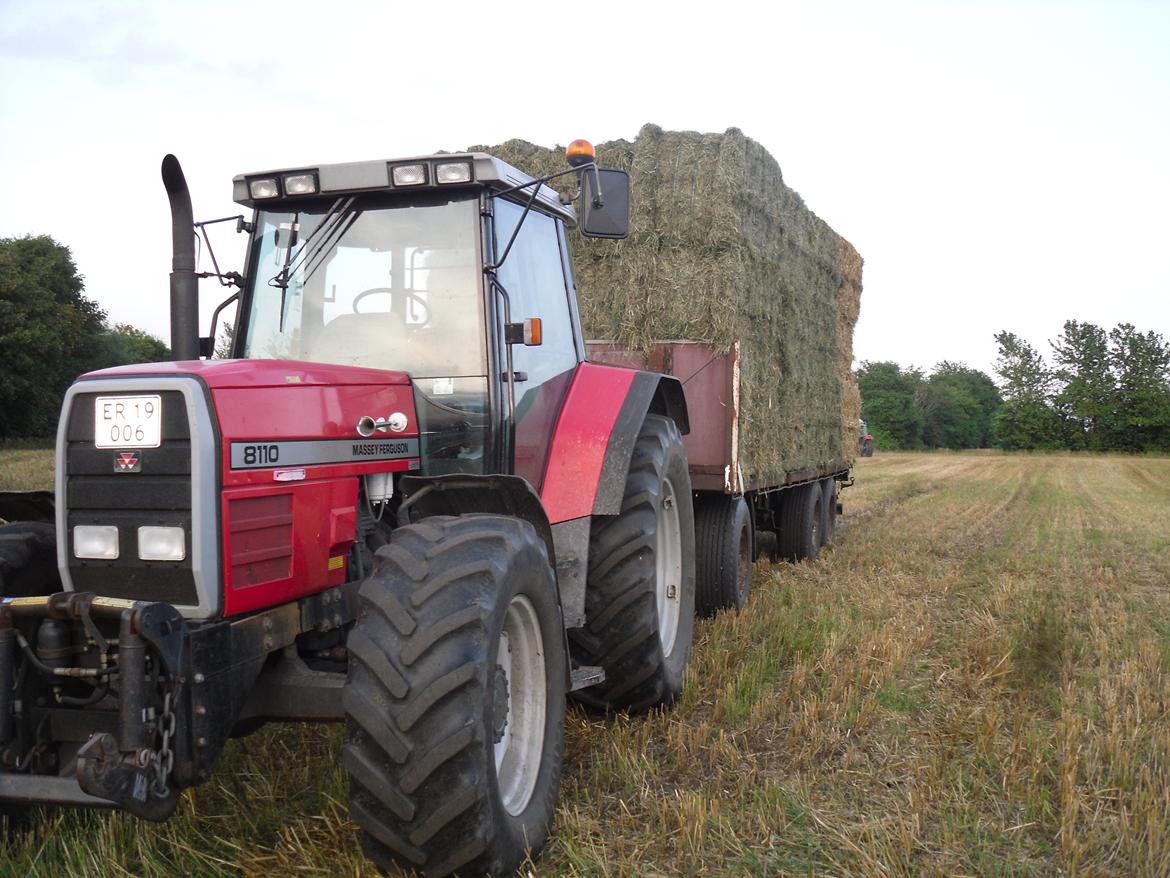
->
[0,143,694,875]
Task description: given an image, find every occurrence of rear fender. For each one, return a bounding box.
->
[540,364,688,525]
[538,365,688,629]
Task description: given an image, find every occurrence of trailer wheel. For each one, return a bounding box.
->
[694,494,752,616]
[570,414,695,713]
[820,479,838,547]
[0,522,60,597]
[776,482,822,562]
[343,515,566,878]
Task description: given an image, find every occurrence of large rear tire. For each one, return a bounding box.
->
[776,482,822,562]
[343,515,567,877]
[694,494,752,616]
[570,414,695,713]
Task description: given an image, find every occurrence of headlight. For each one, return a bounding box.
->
[74,525,119,560]
[138,526,186,562]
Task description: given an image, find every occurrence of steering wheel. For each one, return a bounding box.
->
[352,287,432,324]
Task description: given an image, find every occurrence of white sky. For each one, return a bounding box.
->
[1,0,1167,377]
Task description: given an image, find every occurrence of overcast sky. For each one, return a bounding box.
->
[1,0,1167,377]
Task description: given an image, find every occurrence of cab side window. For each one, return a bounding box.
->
[494,200,580,488]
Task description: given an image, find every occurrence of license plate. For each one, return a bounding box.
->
[95,395,162,448]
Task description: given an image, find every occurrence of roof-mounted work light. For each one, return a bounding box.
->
[283,173,318,195]
[249,178,279,199]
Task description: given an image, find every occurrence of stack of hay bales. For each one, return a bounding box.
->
[471,124,863,483]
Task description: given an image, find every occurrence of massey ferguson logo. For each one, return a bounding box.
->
[114,451,142,473]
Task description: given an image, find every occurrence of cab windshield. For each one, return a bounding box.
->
[241,193,485,379]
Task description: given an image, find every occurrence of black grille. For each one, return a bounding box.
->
[65,391,198,606]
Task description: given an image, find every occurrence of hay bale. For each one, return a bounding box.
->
[471,125,863,482]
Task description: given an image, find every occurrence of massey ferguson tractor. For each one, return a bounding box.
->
[0,143,696,875]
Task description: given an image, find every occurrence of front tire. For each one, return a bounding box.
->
[570,414,696,713]
[343,515,567,877]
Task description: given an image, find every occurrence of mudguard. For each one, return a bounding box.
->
[540,363,688,525]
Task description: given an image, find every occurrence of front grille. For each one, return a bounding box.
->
[64,390,199,607]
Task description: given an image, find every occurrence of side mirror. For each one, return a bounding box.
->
[580,169,630,239]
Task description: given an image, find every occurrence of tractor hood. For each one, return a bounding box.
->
[79,359,414,390]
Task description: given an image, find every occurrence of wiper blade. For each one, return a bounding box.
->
[266,196,356,290]
[266,196,358,332]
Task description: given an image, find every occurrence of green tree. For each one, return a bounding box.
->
[0,235,106,437]
[992,331,1061,450]
[857,361,925,449]
[88,324,171,369]
[1051,320,1113,450]
[920,362,1001,449]
[1107,323,1170,451]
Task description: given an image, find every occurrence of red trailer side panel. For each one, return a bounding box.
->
[587,341,738,492]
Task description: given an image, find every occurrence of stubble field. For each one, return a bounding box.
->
[1,449,1168,876]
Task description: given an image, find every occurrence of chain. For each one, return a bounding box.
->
[150,689,176,798]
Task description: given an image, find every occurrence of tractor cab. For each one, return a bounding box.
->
[227,151,628,484]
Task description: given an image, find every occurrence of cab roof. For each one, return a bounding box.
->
[232,152,577,225]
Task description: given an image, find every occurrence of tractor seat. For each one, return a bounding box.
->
[309,312,413,371]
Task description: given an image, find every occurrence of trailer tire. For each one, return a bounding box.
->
[694,494,752,616]
[570,414,695,713]
[343,515,566,878]
[0,522,60,597]
[820,479,837,547]
[776,482,822,562]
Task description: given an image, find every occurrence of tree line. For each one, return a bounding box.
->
[858,320,1170,452]
[994,321,1170,452]
[0,235,171,439]
[857,361,1002,450]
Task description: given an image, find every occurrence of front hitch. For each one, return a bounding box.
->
[0,593,186,817]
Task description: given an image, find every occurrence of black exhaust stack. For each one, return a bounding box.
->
[162,155,199,361]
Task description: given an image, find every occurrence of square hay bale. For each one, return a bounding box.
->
[470,124,863,483]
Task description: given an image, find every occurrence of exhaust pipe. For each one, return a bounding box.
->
[161,155,199,361]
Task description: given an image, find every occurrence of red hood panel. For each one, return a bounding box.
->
[82,359,413,389]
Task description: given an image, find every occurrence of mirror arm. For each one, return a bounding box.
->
[488,183,542,271]
[488,163,598,270]
[194,215,248,288]
[204,290,241,358]
[589,164,604,209]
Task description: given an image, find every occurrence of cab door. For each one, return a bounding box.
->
[492,199,581,490]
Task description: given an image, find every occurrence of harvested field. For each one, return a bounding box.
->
[2,450,1170,876]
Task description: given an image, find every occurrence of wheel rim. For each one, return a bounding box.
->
[811,496,820,548]
[656,477,683,658]
[494,594,546,817]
